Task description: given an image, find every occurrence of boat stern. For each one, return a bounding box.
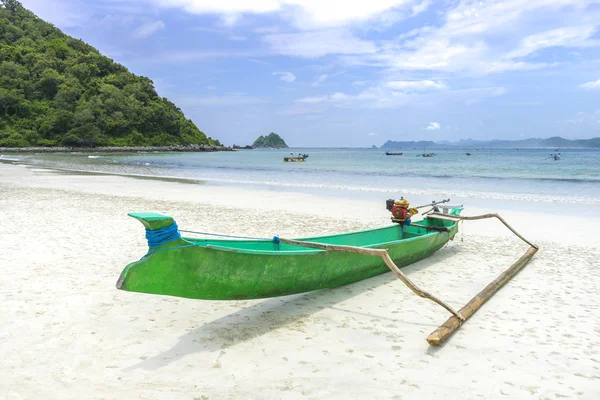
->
[116,212,189,293]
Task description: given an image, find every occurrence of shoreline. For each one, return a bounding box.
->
[0,144,234,153]
[2,157,599,212]
[3,146,599,154]
[0,162,598,243]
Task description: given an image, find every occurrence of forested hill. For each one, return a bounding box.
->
[252,132,288,148]
[0,0,220,147]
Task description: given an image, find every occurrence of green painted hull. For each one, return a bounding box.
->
[117,210,461,300]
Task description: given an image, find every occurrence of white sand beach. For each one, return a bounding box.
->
[1,162,599,400]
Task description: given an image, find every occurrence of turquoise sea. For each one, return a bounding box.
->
[3,148,599,205]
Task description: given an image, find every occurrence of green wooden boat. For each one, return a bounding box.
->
[116,208,462,300]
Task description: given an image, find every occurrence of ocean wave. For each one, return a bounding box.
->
[0,155,23,162]
[8,156,600,205]
[192,177,600,205]
[116,160,600,184]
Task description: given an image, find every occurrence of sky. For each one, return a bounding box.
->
[18,0,600,147]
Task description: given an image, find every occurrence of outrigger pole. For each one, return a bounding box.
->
[423,212,538,346]
[280,211,538,347]
[278,238,464,320]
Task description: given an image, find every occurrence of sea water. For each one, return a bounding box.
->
[3,148,599,205]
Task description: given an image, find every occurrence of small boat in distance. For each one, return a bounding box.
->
[284,153,308,162]
[385,151,403,156]
[466,152,471,156]
[418,153,436,157]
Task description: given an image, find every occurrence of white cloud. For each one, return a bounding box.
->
[248,58,271,65]
[297,85,506,108]
[263,30,377,58]
[311,74,328,86]
[565,110,600,124]
[136,0,600,76]
[351,0,600,74]
[410,0,431,16]
[220,13,242,26]
[578,79,600,90]
[426,121,440,130]
[386,80,447,91]
[297,91,365,104]
[179,94,267,106]
[278,105,324,116]
[273,71,296,83]
[145,50,257,62]
[148,0,425,29]
[506,26,600,59]
[368,132,379,136]
[132,20,165,39]
[228,35,248,41]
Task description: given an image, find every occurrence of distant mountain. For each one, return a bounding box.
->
[380,140,437,149]
[380,137,600,149]
[537,136,600,148]
[252,132,288,148]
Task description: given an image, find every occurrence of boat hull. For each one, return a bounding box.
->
[117,215,459,300]
[283,157,305,162]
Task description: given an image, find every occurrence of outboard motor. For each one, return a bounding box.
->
[385,197,418,226]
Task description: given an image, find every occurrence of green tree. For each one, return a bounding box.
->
[38,68,63,98]
[0,0,221,148]
[1,0,22,15]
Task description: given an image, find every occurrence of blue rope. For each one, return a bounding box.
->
[141,227,281,257]
[145,222,181,248]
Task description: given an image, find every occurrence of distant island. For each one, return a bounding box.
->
[0,0,222,149]
[380,136,600,149]
[252,132,288,148]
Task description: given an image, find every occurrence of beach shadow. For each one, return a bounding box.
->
[124,246,462,371]
[328,306,439,327]
[426,342,449,355]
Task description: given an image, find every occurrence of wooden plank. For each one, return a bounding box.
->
[279,238,463,320]
[428,212,539,249]
[426,246,538,346]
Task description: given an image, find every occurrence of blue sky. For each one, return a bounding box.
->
[19,0,600,146]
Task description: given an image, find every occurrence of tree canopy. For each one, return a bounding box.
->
[252,132,288,148]
[0,0,220,147]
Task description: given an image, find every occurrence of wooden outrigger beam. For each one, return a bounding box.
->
[279,238,464,321]
[426,246,537,346]
[282,211,538,347]
[424,212,539,346]
[426,212,538,249]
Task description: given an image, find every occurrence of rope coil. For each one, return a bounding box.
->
[146,222,181,248]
